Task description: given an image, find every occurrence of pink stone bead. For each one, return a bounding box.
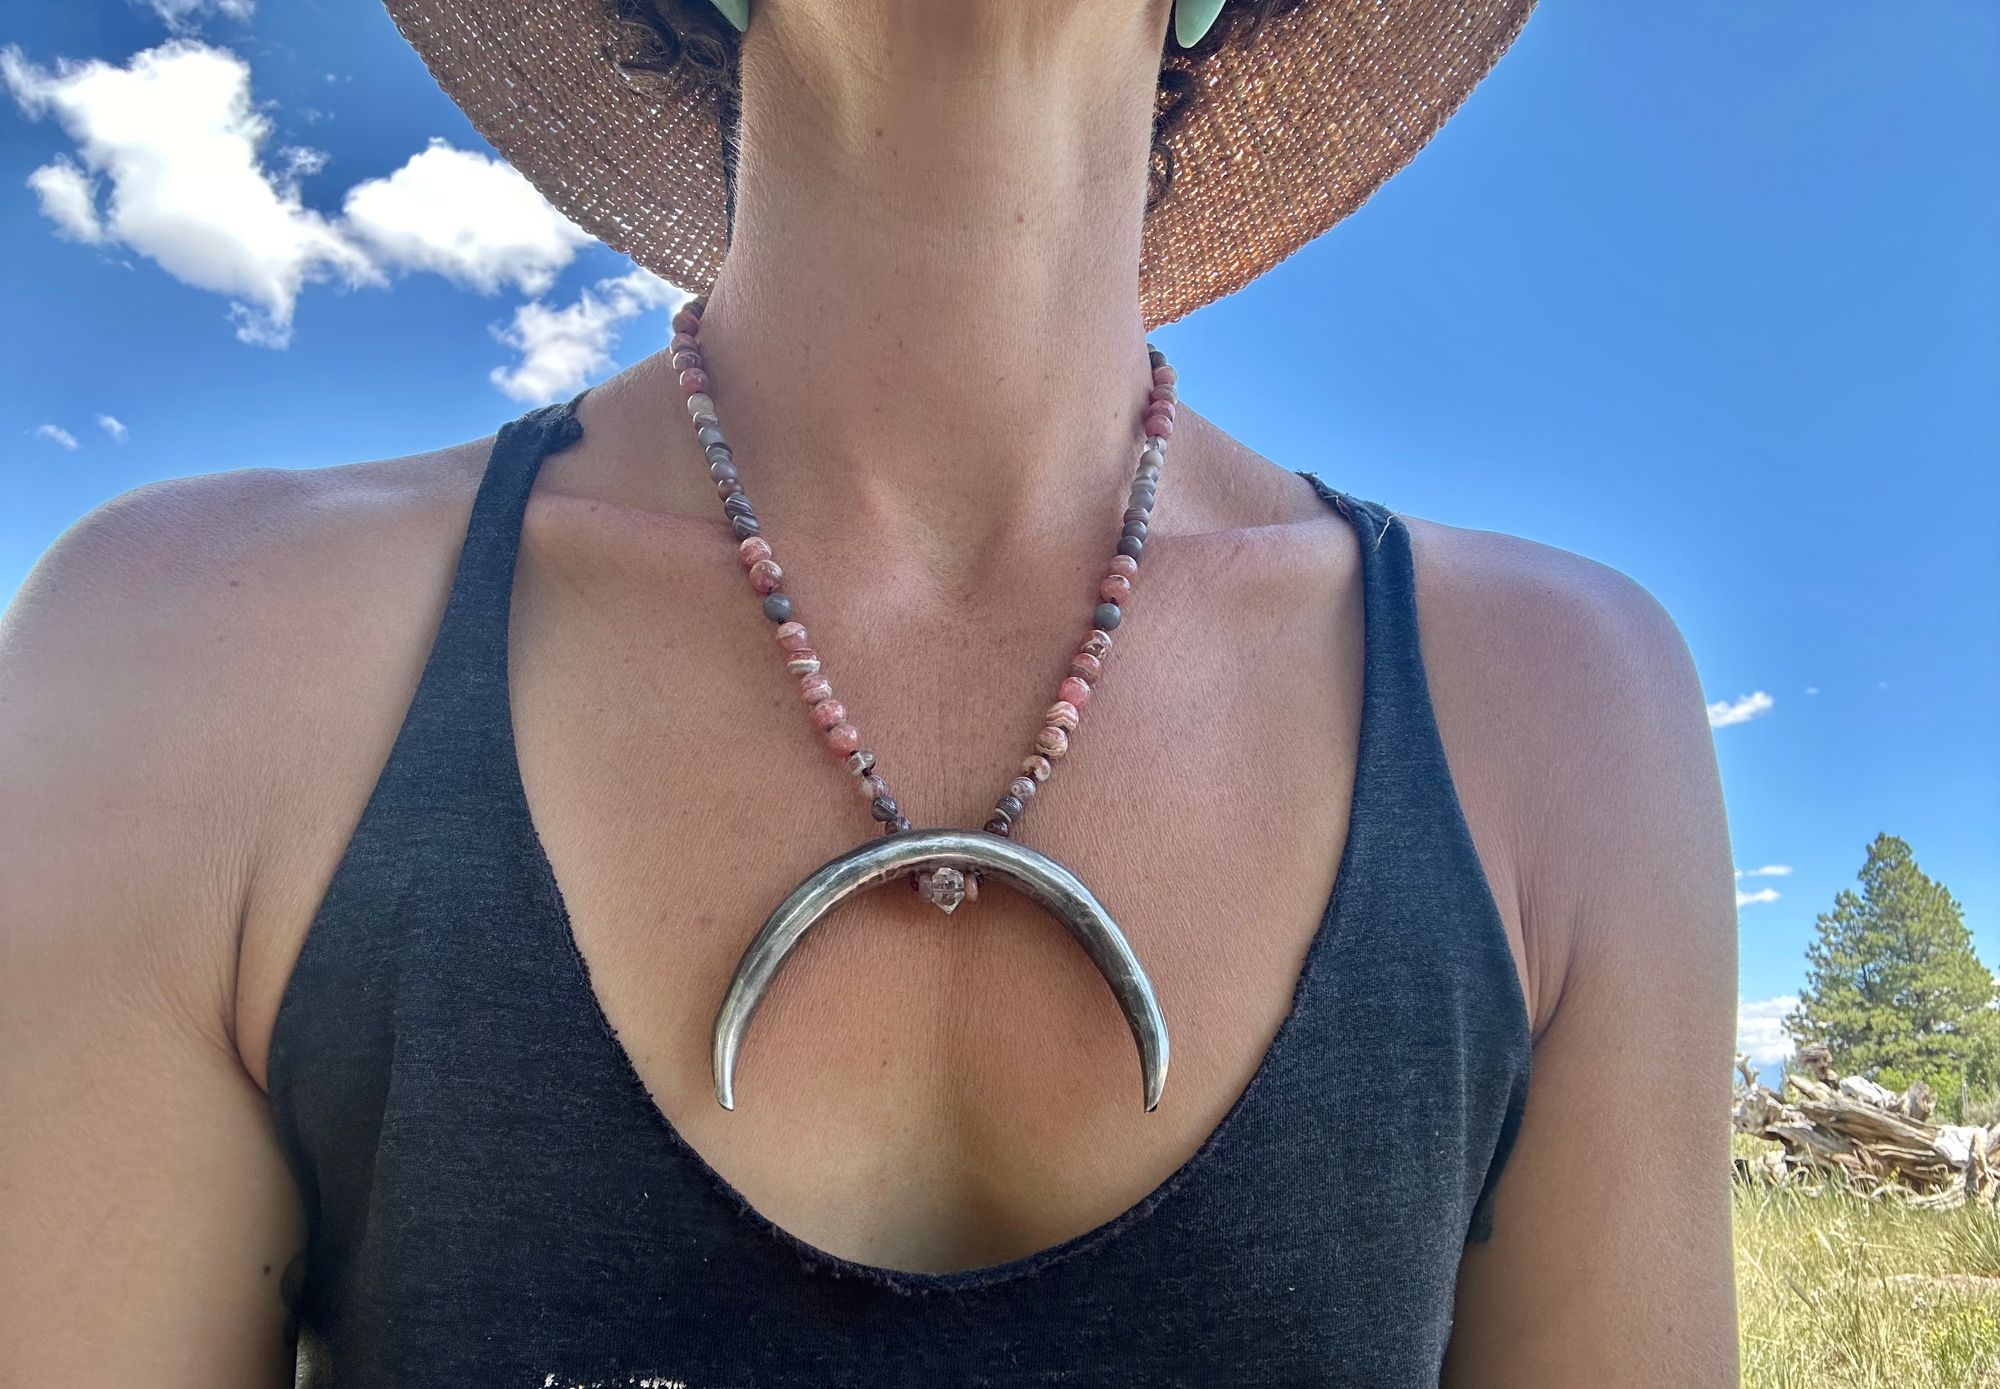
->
[1022,754,1052,781]
[775,622,811,652]
[669,332,697,353]
[672,308,702,335]
[786,653,821,676]
[1069,651,1103,683]
[1081,629,1113,659]
[799,675,833,704]
[739,536,773,568]
[678,368,711,394]
[1152,365,1177,386]
[811,699,848,731]
[1036,726,1070,760]
[860,773,889,800]
[1144,413,1173,439]
[671,349,702,371]
[1099,573,1133,603]
[1044,700,1080,734]
[749,558,784,594]
[1008,776,1037,802]
[1149,384,1176,404]
[1057,676,1092,709]
[1108,554,1138,580]
[824,723,862,755]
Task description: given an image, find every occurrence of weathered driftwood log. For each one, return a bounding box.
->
[1732,1049,2000,1207]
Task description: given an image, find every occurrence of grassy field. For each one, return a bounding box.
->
[1735,1147,2000,1386]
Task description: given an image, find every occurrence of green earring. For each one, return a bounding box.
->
[711,0,748,33]
[1173,0,1225,48]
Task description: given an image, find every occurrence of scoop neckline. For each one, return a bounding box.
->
[497,399,1382,1294]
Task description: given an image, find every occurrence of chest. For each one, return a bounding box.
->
[499,501,1368,1274]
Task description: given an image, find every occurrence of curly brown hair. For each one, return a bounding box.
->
[608,0,1302,233]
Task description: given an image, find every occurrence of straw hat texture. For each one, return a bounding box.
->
[385,0,1535,327]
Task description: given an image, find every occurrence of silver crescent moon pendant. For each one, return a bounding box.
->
[712,828,1169,1113]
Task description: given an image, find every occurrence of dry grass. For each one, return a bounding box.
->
[1735,1135,2000,1387]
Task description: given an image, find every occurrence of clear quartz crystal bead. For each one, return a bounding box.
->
[916,866,968,915]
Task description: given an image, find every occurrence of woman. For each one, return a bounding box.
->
[0,1,1740,1384]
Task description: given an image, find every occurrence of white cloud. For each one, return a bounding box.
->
[32,424,80,450]
[96,414,128,442]
[1736,886,1780,908]
[144,0,255,32]
[3,41,380,348]
[26,156,104,242]
[1805,686,1820,696]
[343,138,592,296]
[7,43,608,355]
[1707,691,1774,728]
[1738,995,1798,1070]
[490,268,683,403]
[1737,864,1792,879]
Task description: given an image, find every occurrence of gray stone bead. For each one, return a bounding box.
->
[709,459,738,482]
[1117,535,1144,560]
[761,592,791,621]
[1121,520,1148,542]
[734,514,762,539]
[1130,487,1156,510]
[723,493,754,517]
[704,442,733,465]
[870,796,900,823]
[1094,602,1123,631]
[1147,347,1166,368]
[995,795,1024,821]
[697,425,726,448]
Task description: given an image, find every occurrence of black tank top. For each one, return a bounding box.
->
[267,394,1531,1387]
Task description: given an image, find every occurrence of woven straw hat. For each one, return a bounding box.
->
[386,0,1534,327]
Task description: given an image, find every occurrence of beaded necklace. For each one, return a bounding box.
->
[670,295,1172,1116]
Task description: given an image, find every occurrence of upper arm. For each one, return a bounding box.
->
[0,479,307,1382]
[1413,522,1740,1387]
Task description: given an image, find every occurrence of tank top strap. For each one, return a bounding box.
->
[423,394,587,694]
[388,391,589,781]
[1295,472,1484,863]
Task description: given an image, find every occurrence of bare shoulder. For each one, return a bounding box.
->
[0,433,497,1051]
[1391,510,1727,1031]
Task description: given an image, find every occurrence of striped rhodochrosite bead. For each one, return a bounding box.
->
[810,700,848,732]
[678,306,1175,839]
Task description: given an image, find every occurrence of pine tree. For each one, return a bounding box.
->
[1785,833,1999,1115]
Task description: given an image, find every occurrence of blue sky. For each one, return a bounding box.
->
[3,2,1994,1075]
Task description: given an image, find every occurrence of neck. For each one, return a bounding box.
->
[684,1,1173,555]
